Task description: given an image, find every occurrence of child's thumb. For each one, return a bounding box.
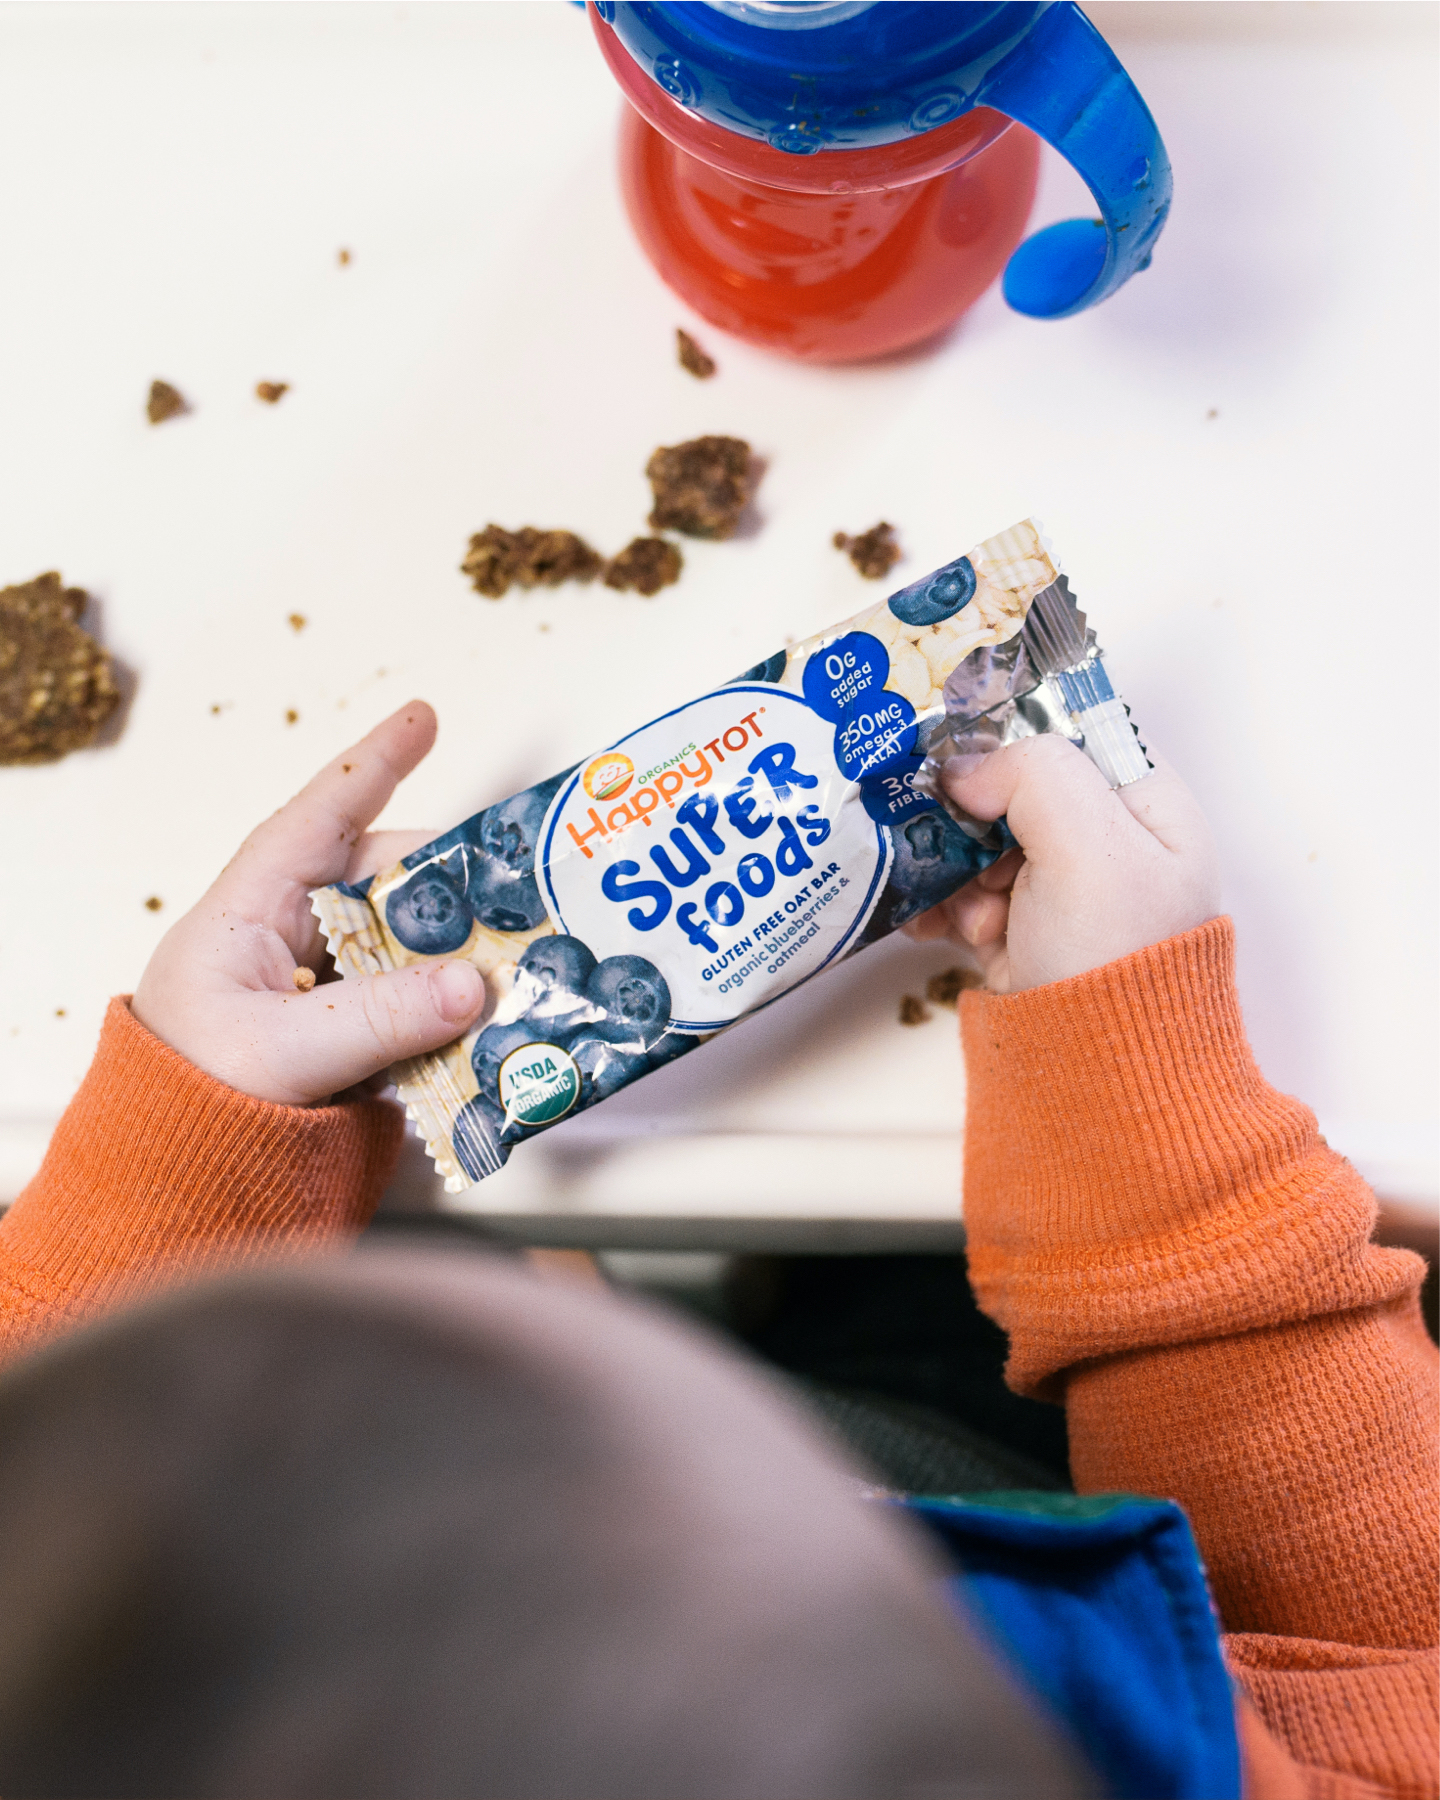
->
[282,962,486,1102]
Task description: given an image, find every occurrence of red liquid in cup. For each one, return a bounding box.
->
[594,10,1041,364]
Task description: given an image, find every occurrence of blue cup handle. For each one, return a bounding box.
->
[977,1,1172,320]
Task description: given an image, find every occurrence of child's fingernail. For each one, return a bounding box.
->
[429,962,483,1020]
[943,754,989,784]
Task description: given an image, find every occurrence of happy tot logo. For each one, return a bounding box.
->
[584,752,634,803]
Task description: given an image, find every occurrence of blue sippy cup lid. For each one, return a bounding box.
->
[595,0,1171,319]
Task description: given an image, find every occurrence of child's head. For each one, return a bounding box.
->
[0,1248,1088,1798]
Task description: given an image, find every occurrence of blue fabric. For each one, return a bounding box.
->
[903,1491,1240,1800]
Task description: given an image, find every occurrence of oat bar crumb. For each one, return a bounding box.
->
[292,966,317,992]
[676,329,717,379]
[834,521,901,580]
[0,573,120,764]
[285,709,299,725]
[603,537,683,597]
[926,966,982,1008]
[144,896,163,912]
[256,381,290,405]
[146,380,189,424]
[646,436,755,540]
[288,613,307,632]
[338,248,352,267]
[898,994,931,1027]
[461,525,604,600]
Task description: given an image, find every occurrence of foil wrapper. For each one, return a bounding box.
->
[916,576,1151,849]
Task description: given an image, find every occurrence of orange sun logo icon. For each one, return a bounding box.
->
[583,752,634,802]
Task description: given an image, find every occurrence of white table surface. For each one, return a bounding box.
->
[1,1,1435,1225]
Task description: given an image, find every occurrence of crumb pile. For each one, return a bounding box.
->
[898,968,982,1025]
[835,521,902,580]
[462,526,605,600]
[460,406,761,602]
[926,966,981,1007]
[676,329,716,379]
[603,537,683,597]
[647,435,754,539]
[146,380,188,425]
[0,573,120,764]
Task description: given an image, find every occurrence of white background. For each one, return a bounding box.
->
[1,1,1435,1222]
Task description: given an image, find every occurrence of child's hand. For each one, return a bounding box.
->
[905,736,1220,992]
[131,702,486,1105]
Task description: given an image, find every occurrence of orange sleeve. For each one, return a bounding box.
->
[959,919,1438,1800]
[0,997,404,1365]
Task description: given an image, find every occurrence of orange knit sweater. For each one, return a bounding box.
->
[0,918,1433,1798]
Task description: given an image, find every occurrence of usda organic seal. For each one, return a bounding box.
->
[497,1042,581,1127]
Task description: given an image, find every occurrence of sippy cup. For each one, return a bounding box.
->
[590,1,1170,362]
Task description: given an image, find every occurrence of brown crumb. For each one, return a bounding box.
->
[54,1009,66,1019]
[461,525,604,600]
[603,537,683,597]
[144,896,163,912]
[288,613,307,632]
[293,966,317,992]
[146,380,189,424]
[0,573,120,764]
[834,522,902,580]
[285,709,299,725]
[926,966,982,1008]
[209,703,222,715]
[898,995,931,1027]
[256,381,290,405]
[1206,408,1219,420]
[338,248,352,267]
[646,436,755,540]
[676,329,717,379]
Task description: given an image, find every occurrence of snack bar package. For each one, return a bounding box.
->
[313,519,1149,1190]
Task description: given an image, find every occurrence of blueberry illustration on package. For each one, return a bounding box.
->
[887,555,976,627]
[462,770,571,933]
[585,955,671,1050]
[737,649,788,683]
[512,935,597,1038]
[311,521,1147,1192]
[569,1036,649,1104]
[385,861,472,955]
[862,807,995,945]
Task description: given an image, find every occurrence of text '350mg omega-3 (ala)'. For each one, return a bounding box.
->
[313,519,1150,1189]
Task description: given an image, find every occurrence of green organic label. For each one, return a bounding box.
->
[497,1042,581,1127]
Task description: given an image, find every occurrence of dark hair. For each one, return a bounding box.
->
[0,1249,1088,1799]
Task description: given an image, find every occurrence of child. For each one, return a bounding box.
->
[0,701,1432,1798]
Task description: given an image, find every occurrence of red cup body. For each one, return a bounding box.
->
[595,11,1041,363]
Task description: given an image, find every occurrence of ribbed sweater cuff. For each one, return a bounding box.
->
[960,919,1421,1395]
[0,998,404,1346]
